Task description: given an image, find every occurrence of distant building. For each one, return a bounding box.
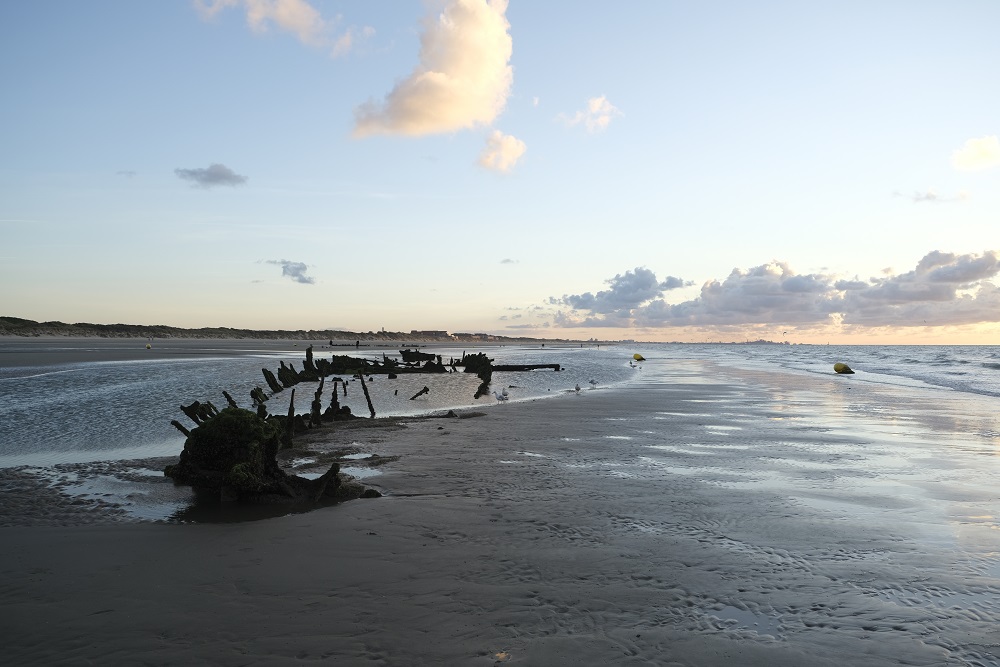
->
[452,332,493,341]
[410,330,453,338]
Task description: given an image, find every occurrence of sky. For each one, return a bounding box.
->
[2,1,999,344]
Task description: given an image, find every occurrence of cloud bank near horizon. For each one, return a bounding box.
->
[547,251,1000,330]
[554,268,691,324]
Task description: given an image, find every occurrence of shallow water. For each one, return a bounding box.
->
[5,340,995,468]
[0,340,634,467]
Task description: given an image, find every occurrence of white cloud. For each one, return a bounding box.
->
[194,0,372,55]
[332,25,375,58]
[353,0,513,137]
[243,0,325,45]
[894,188,970,204]
[951,135,1000,171]
[558,95,623,133]
[193,0,238,20]
[478,130,526,172]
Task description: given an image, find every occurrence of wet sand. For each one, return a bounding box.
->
[1,359,998,665]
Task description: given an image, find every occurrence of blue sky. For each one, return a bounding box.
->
[2,1,999,343]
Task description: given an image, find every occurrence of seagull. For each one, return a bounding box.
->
[575,384,581,393]
[501,387,509,399]
[493,391,509,404]
[589,379,598,389]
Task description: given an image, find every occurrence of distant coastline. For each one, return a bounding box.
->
[0,316,595,345]
[0,317,795,346]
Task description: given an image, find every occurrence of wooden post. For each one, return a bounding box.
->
[311,376,324,425]
[330,380,340,413]
[170,420,191,437]
[283,388,296,448]
[359,362,376,418]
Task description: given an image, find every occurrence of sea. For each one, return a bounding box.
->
[1,338,999,468]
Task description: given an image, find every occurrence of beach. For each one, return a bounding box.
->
[1,356,999,665]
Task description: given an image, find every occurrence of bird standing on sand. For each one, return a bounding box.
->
[589,379,598,389]
[575,384,581,393]
[493,390,509,404]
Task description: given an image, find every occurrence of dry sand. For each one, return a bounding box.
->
[1,360,998,665]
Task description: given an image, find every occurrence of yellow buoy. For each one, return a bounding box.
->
[633,353,645,361]
[833,362,854,374]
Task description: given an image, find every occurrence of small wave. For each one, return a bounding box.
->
[982,362,1000,371]
[0,368,83,381]
[920,359,954,367]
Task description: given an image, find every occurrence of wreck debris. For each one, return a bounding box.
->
[257,347,452,397]
[262,368,283,394]
[165,344,559,508]
[164,406,344,503]
[303,344,319,379]
[180,400,219,425]
[400,348,435,362]
[250,386,268,420]
[222,391,239,409]
[358,366,376,418]
[170,420,191,438]
[311,376,325,425]
[277,361,298,388]
[329,379,341,413]
[461,352,494,399]
[283,389,296,448]
[165,388,382,504]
